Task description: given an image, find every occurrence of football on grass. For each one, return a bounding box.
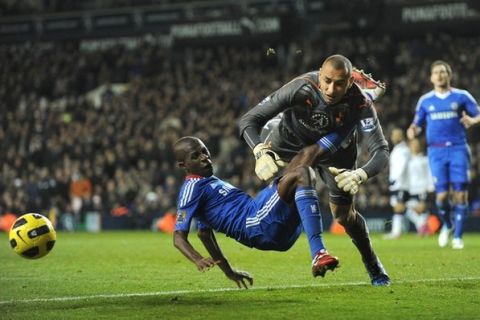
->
[9,213,56,259]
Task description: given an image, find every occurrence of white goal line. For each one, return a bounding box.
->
[1,276,479,305]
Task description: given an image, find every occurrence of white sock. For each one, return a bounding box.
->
[405,209,422,229]
[391,214,403,236]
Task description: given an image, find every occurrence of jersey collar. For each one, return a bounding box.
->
[185,174,204,180]
[434,89,451,99]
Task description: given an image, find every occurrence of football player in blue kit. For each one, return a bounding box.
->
[173,135,347,288]
[408,60,480,249]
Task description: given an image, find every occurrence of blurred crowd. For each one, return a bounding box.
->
[0,0,178,16]
[1,32,479,229]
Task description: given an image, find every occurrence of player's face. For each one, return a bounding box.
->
[182,140,213,177]
[319,63,354,105]
[430,65,451,89]
[390,129,404,145]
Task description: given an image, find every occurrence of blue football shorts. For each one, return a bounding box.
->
[428,144,470,192]
[245,181,302,251]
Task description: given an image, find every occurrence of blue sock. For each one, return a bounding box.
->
[453,203,468,239]
[436,200,452,229]
[295,187,325,259]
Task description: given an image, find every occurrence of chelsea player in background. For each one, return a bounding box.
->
[408,60,480,249]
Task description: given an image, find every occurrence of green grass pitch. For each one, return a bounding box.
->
[1,231,479,319]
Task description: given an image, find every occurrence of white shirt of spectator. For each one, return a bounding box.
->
[389,141,410,192]
[407,153,434,196]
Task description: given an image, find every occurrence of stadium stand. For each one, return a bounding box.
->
[1,0,479,230]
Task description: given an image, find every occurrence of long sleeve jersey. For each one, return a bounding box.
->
[239,71,389,178]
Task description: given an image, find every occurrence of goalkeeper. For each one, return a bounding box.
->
[239,54,391,286]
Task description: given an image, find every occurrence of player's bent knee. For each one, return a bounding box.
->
[332,205,356,226]
[295,165,316,187]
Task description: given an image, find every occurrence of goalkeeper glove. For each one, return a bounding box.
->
[328,167,368,195]
[253,143,286,181]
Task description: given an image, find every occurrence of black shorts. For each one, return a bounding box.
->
[389,190,409,206]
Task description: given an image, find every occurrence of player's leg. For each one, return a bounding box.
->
[450,145,471,249]
[352,67,386,101]
[318,148,390,286]
[428,147,453,246]
[277,166,339,277]
[330,202,390,286]
[452,190,467,249]
[436,191,453,247]
[384,191,407,239]
[405,197,429,235]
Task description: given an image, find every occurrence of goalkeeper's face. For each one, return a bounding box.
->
[176,138,213,177]
[319,62,354,105]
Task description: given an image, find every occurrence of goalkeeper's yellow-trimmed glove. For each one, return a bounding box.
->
[328,167,368,195]
[253,143,286,181]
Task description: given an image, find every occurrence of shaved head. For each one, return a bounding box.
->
[174,136,213,176]
[318,54,354,105]
[322,54,353,77]
[174,136,202,162]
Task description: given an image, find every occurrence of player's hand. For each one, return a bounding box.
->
[226,269,254,289]
[460,111,478,129]
[253,143,286,181]
[195,257,220,272]
[329,167,368,195]
[406,125,417,140]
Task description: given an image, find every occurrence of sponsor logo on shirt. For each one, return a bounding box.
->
[360,117,376,132]
[299,111,331,131]
[430,111,457,120]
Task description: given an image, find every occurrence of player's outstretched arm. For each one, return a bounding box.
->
[460,111,480,129]
[198,228,253,289]
[173,230,218,272]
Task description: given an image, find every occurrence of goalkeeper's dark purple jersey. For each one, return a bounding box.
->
[239,71,389,178]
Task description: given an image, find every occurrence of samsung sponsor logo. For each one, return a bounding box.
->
[430,111,457,120]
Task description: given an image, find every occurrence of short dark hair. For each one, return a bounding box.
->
[173,136,198,162]
[431,60,452,76]
[323,54,353,76]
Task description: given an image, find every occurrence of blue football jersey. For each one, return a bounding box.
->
[175,175,253,245]
[413,88,479,146]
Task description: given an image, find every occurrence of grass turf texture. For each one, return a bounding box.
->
[1,231,479,319]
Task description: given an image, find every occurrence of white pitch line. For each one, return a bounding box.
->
[1,276,479,305]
